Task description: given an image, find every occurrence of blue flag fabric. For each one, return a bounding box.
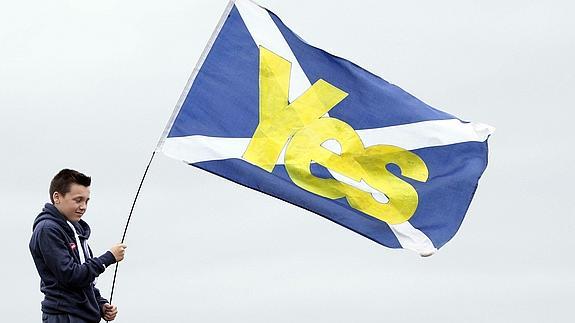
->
[158,0,493,256]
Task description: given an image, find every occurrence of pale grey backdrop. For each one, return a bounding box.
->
[1,0,573,322]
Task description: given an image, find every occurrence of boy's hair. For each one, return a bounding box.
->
[49,169,91,203]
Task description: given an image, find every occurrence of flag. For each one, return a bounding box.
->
[157,0,494,256]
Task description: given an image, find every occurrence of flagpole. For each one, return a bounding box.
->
[105,1,237,318]
[107,150,156,310]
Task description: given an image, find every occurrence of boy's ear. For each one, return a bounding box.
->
[53,192,61,204]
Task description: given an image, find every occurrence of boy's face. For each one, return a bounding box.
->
[53,184,91,222]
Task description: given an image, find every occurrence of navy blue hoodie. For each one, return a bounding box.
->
[29,203,116,322]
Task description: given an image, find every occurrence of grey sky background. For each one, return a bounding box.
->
[1,0,573,322]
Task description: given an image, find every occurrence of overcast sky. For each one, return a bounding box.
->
[1,0,574,322]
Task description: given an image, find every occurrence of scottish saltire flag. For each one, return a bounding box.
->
[157,0,493,256]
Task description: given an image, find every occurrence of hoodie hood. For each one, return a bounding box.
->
[33,203,91,239]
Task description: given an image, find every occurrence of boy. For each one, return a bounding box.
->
[30,169,127,323]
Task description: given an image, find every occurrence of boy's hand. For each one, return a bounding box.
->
[101,303,118,321]
[109,243,127,262]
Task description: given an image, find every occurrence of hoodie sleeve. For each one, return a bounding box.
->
[94,286,109,306]
[38,225,117,288]
[94,286,109,319]
[90,247,111,306]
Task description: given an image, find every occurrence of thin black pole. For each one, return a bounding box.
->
[108,151,156,308]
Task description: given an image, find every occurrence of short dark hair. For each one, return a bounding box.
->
[49,169,91,203]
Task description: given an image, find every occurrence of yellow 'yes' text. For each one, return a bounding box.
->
[243,47,429,224]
